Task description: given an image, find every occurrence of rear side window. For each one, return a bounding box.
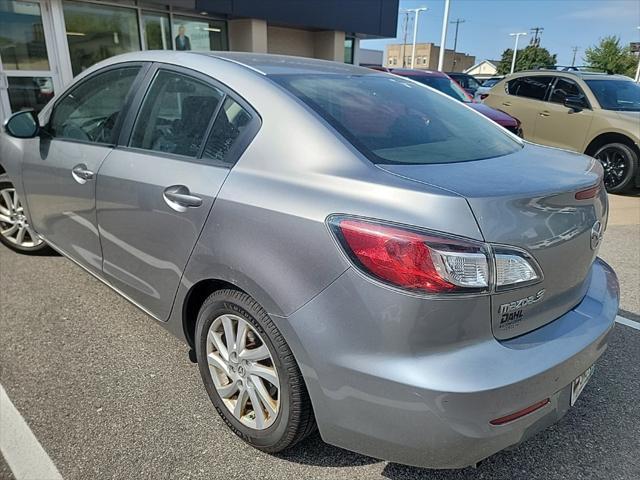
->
[130,70,223,157]
[506,76,553,100]
[202,97,252,166]
[549,78,582,104]
[272,73,521,165]
[49,67,140,143]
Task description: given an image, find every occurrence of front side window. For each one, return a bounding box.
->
[130,70,223,157]
[63,1,141,76]
[272,73,521,165]
[549,78,582,104]
[586,79,640,112]
[202,97,252,166]
[506,76,553,100]
[48,67,140,143]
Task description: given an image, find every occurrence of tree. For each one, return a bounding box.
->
[497,45,557,74]
[585,36,636,77]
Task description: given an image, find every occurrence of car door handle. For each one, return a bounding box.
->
[501,102,511,107]
[163,185,202,212]
[71,164,94,184]
[538,111,550,117]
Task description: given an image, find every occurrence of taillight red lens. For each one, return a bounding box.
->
[575,183,601,200]
[331,218,489,294]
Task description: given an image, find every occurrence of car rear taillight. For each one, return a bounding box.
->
[331,218,489,294]
[575,183,601,200]
[329,217,543,295]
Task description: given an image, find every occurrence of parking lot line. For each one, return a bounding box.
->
[0,384,63,480]
[616,315,640,331]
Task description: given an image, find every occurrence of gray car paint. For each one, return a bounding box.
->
[0,51,619,469]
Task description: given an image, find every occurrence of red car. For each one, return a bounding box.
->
[373,67,522,136]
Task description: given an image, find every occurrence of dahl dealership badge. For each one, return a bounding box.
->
[499,289,546,327]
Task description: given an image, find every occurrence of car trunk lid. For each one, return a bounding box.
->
[378,144,608,340]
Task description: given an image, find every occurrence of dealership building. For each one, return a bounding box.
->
[0,0,397,120]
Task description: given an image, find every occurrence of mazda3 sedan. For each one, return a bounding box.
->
[0,52,619,469]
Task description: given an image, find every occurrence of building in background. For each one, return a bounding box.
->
[358,48,384,67]
[464,59,500,80]
[385,43,475,72]
[0,0,398,120]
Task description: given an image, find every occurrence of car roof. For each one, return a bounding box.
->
[510,69,632,81]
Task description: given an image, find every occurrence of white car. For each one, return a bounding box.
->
[474,76,504,102]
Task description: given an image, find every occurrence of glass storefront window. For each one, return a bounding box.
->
[63,1,141,76]
[172,16,227,51]
[7,76,54,113]
[0,0,50,70]
[344,37,354,64]
[142,11,171,50]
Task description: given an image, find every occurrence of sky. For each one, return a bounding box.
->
[361,0,640,67]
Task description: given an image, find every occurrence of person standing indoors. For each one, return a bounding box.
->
[175,25,191,50]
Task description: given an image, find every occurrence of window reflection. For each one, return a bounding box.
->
[171,16,227,51]
[63,0,140,76]
[7,76,54,113]
[0,0,50,70]
[142,11,171,50]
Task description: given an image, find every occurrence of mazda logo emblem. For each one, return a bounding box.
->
[590,221,603,250]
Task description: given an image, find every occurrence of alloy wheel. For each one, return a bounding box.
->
[0,187,43,248]
[206,314,280,430]
[595,145,631,191]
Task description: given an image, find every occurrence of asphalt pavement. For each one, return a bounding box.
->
[1,193,639,480]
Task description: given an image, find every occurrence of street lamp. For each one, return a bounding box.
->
[437,0,451,71]
[509,32,528,74]
[406,7,428,68]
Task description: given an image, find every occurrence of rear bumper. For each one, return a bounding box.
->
[277,258,619,469]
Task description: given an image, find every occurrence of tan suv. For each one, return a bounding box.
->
[484,70,640,193]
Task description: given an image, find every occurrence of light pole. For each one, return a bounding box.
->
[509,32,527,74]
[437,0,451,71]
[406,7,428,68]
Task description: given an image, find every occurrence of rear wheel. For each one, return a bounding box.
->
[0,173,50,254]
[593,143,637,193]
[195,289,316,452]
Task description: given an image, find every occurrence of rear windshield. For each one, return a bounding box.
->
[271,74,521,165]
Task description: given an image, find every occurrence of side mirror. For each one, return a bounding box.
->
[563,95,587,112]
[3,110,39,138]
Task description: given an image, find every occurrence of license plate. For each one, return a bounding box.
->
[570,365,595,406]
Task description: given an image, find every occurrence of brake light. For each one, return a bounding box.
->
[575,183,601,200]
[330,218,489,294]
[329,217,543,294]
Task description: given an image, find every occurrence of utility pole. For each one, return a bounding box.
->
[571,46,579,67]
[401,11,410,67]
[635,26,640,83]
[450,18,466,71]
[407,7,428,68]
[509,32,527,74]
[530,26,544,47]
[437,0,451,71]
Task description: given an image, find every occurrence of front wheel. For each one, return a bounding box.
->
[594,143,638,193]
[0,173,50,254]
[195,289,316,452]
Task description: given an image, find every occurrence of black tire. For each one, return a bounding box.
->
[0,173,53,255]
[593,142,638,194]
[195,289,316,452]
